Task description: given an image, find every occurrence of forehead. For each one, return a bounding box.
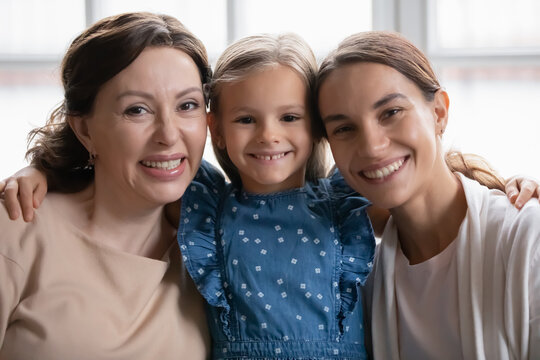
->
[318,62,420,114]
[220,65,307,105]
[104,47,202,92]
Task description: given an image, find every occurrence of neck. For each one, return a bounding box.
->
[390,167,467,265]
[71,183,175,259]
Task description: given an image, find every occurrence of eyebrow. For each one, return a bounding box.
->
[116,86,203,101]
[230,104,305,114]
[373,93,407,109]
[322,113,348,124]
[322,93,408,124]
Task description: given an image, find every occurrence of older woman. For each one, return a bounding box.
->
[0,12,211,359]
[317,31,540,359]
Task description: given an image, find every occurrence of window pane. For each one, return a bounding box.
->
[233,0,372,57]
[0,0,85,57]
[439,66,540,178]
[434,0,540,50]
[93,0,227,59]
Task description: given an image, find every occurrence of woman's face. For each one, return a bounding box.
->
[318,62,447,209]
[80,46,207,207]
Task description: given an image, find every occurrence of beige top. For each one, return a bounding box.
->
[0,193,210,360]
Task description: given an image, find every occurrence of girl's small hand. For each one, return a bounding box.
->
[0,166,48,222]
[505,175,540,209]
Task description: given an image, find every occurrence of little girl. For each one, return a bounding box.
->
[179,33,375,359]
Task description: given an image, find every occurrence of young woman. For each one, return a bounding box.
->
[317,31,540,359]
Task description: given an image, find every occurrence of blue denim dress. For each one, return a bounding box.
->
[178,161,375,359]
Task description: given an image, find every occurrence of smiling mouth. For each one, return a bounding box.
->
[362,157,406,180]
[251,152,289,161]
[140,158,183,170]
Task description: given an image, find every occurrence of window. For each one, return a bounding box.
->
[2,0,538,180]
[0,0,372,177]
[377,0,540,179]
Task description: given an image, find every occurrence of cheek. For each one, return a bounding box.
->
[184,122,208,155]
[328,139,348,164]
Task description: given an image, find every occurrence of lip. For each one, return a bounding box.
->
[358,155,409,184]
[139,153,187,180]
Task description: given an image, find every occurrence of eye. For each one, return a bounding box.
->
[235,116,254,124]
[124,106,148,116]
[382,108,402,119]
[332,125,353,135]
[178,101,200,111]
[282,114,300,122]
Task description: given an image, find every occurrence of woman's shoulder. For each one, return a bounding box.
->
[461,175,540,250]
[0,193,74,255]
[0,195,52,270]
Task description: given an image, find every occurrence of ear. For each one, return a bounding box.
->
[68,115,95,154]
[207,112,225,149]
[433,90,449,136]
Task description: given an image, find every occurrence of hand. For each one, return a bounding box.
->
[505,175,540,209]
[0,167,48,222]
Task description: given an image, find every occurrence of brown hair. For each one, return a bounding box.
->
[445,151,505,191]
[26,12,211,192]
[208,33,327,187]
[317,31,505,190]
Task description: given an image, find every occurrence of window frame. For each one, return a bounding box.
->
[372,0,540,67]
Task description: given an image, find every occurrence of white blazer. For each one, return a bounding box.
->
[369,174,540,359]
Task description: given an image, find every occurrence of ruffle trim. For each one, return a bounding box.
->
[328,169,376,336]
[177,161,233,339]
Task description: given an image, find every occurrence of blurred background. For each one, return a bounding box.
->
[1,0,539,179]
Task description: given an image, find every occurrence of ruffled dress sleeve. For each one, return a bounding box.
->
[177,160,229,312]
[328,168,376,324]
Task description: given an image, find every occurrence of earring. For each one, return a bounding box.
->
[86,152,96,169]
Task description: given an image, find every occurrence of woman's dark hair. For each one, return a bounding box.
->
[26,12,211,192]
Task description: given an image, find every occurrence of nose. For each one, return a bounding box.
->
[153,110,180,146]
[256,119,281,144]
[357,122,389,158]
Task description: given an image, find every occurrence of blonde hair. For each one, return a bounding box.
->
[317,31,505,190]
[445,151,505,191]
[208,33,327,187]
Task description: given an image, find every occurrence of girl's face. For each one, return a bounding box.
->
[77,47,207,208]
[212,65,313,193]
[318,62,448,209]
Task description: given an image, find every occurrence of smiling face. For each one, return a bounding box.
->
[318,62,449,209]
[74,47,207,207]
[212,65,313,193]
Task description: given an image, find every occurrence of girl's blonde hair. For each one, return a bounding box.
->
[208,33,327,187]
[317,31,505,191]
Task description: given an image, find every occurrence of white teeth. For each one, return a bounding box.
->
[254,153,286,160]
[141,159,182,170]
[363,159,405,179]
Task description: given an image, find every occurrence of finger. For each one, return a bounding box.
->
[504,178,519,204]
[3,182,22,220]
[18,179,36,222]
[33,182,48,209]
[0,179,6,193]
[514,183,535,209]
